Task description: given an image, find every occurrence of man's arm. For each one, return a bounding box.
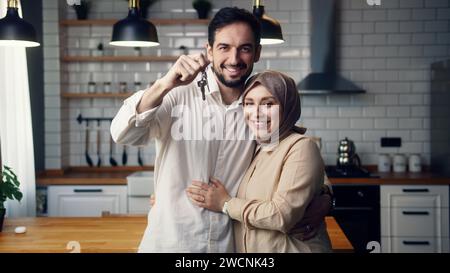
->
[110,53,209,145]
[288,173,334,240]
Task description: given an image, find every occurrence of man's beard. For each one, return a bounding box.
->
[211,62,253,88]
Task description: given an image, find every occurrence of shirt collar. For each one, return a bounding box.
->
[201,65,244,108]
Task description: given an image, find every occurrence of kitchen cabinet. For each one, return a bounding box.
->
[47,185,127,217]
[381,185,449,253]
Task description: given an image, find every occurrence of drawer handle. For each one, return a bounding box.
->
[402,188,429,193]
[73,189,103,193]
[402,211,429,216]
[402,241,430,246]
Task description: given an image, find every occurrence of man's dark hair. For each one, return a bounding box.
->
[208,7,261,47]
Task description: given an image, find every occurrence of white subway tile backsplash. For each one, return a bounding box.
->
[411,106,429,117]
[363,130,386,142]
[339,107,363,117]
[412,9,436,20]
[399,0,424,8]
[399,21,424,33]
[399,94,425,105]
[387,106,410,117]
[363,34,387,45]
[387,34,411,45]
[437,8,450,19]
[326,119,350,130]
[39,0,449,169]
[374,46,398,57]
[363,106,386,117]
[350,118,374,129]
[375,118,398,129]
[339,130,363,142]
[412,130,430,141]
[375,22,399,33]
[425,21,449,32]
[387,130,411,141]
[399,142,423,154]
[425,0,449,8]
[363,10,387,21]
[387,9,411,21]
[398,118,423,129]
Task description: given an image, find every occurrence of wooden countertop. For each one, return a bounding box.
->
[37,166,152,186]
[0,216,353,253]
[36,166,450,186]
[330,171,450,185]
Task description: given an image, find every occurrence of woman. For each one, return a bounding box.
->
[186,71,332,253]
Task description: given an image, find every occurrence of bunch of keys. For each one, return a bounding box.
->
[197,70,209,101]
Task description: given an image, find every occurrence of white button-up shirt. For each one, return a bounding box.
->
[110,66,255,252]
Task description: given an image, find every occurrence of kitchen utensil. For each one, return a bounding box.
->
[338,137,356,154]
[393,154,406,173]
[85,125,94,167]
[109,135,118,167]
[408,154,422,173]
[137,147,144,167]
[122,145,128,166]
[377,154,391,172]
[337,137,361,168]
[96,130,102,167]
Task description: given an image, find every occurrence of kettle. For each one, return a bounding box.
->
[337,137,361,168]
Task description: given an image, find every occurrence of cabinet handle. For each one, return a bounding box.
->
[402,241,430,246]
[402,188,429,193]
[402,211,429,216]
[73,189,103,193]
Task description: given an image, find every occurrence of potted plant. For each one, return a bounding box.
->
[73,0,91,20]
[192,0,212,19]
[0,166,23,232]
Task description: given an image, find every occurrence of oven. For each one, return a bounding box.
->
[330,185,380,253]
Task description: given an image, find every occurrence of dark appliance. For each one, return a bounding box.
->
[430,59,450,177]
[329,185,380,253]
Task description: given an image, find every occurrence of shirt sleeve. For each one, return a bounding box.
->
[110,89,177,146]
[227,138,325,233]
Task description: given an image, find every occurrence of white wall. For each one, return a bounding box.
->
[42,0,450,168]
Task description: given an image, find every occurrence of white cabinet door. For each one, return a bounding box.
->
[381,185,449,208]
[380,185,450,253]
[48,186,127,217]
[382,237,449,253]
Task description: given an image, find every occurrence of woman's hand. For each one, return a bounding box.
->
[186,178,231,212]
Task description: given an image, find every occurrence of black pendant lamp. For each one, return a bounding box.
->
[0,0,40,47]
[110,0,159,47]
[252,0,284,45]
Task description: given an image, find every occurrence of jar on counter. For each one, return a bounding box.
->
[378,154,391,172]
[134,82,142,91]
[119,82,127,93]
[393,154,407,173]
[408,154,422,173]
[88,82,96,93]
[103,82,111,93]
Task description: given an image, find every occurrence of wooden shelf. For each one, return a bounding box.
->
[61,92,134,99]
[61,55,178,62]
[60,18,210,26]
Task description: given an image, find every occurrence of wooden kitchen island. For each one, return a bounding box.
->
[0,216,353,253]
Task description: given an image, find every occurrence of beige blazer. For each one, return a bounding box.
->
[227,132,332,253]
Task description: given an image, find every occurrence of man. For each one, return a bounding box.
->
[111,7,332,253]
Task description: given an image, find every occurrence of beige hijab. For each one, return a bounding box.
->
[243,70,306,141]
